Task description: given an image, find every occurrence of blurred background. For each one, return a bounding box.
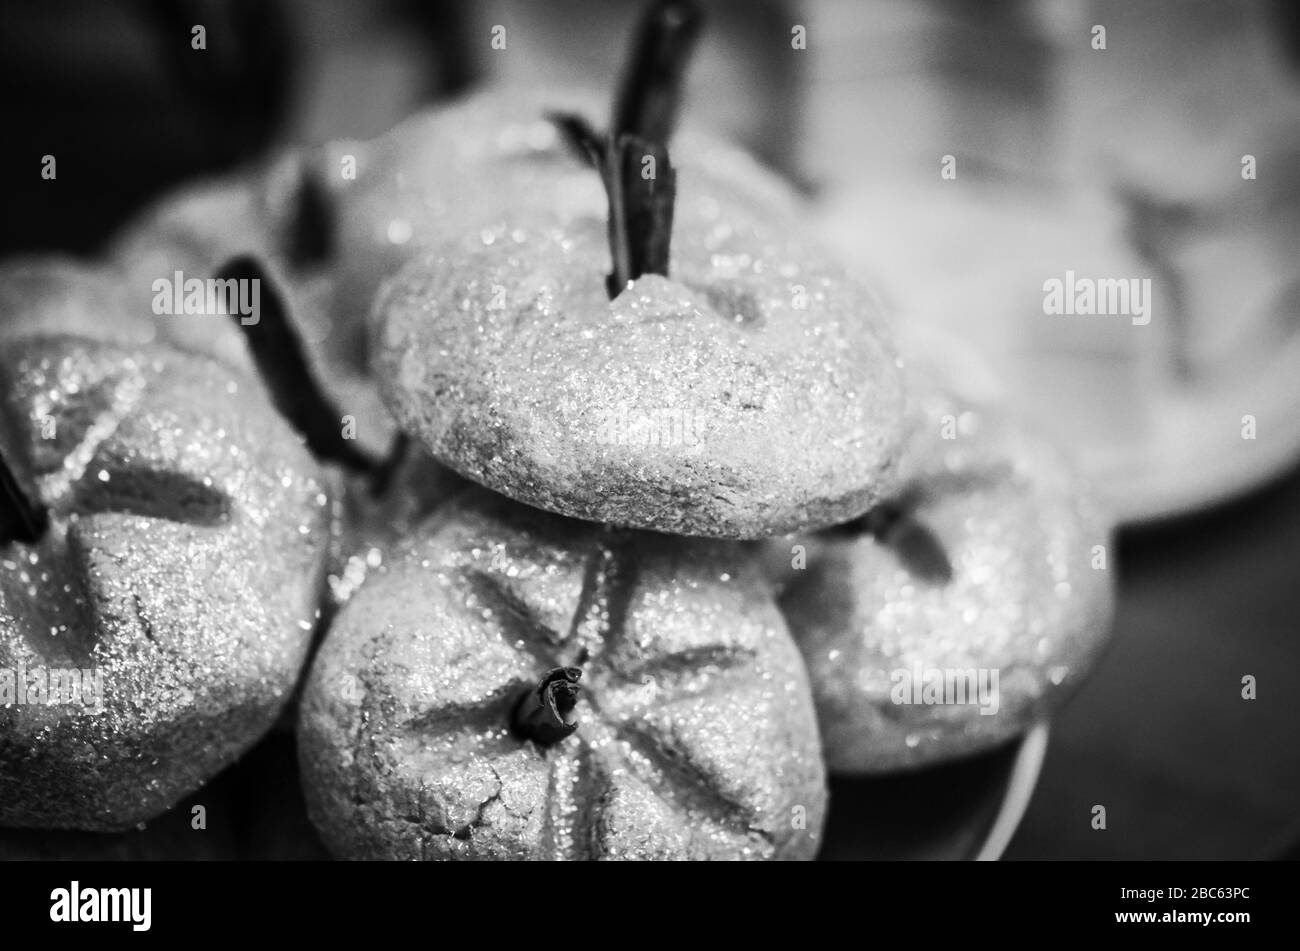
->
[0,0,1297,859]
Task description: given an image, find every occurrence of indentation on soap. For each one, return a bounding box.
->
[690,283,765,329]
[74,466,232,526]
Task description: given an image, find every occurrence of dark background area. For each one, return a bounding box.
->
[1009,464,1300,860]
[1,0,1297,860]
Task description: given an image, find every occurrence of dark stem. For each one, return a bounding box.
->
[602,136,676,297]
[603,141,633,297]
[0,445,48,546]
[548,111,604,169]
[549,0,700,299]
[827,497,954,585]
[215,256,381,476]
[512,666,583,746]
[611,0,704,144]
[886,516,954,584]
[285,162,334,270]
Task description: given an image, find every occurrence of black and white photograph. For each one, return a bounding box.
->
[0,0,1295,929]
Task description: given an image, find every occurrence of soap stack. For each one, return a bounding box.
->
[0,0,1114,860]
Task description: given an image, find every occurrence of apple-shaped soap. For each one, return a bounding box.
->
[0,334,329,830]
[299,487,826,859]
[366,2,903,539]
[372,180,904,539]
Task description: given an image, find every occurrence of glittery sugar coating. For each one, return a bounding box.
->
[0,335,330,830]
[299,487,826,860]
[780,375,1116,774]
[366,93,905,538]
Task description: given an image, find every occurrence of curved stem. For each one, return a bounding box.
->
[612,0,704,144]
[216,256,381,477]
[827,497,953,585]
[549,0,700,299]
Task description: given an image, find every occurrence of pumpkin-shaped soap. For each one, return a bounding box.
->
[780,376,1116,774]
[299,487,826,859]
[0,335,329,830]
